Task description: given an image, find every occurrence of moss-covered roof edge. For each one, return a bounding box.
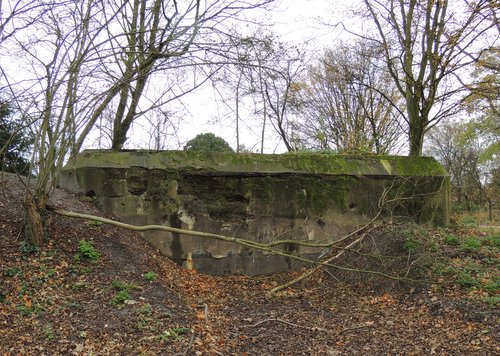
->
[63,149,448,177]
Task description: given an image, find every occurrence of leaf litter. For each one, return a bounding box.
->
[0,172,498,354]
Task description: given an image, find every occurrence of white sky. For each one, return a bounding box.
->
[0,0,363,153]
[127,0,363,153]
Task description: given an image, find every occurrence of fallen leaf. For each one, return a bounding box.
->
[196,310,206,320]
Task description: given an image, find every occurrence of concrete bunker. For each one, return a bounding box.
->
[60,150,450,275]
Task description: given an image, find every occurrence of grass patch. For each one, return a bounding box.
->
[144,271,157,282]
[59,301,84,311]
[443,234,460,246]
[157,327,190,342]
[72,281,88,290]
[483,234,500,248]
[461,238,482,252]
[0,291,7,304]
[111,290,131,305]
[135,303,153,330]
[16,303,44,317]
[110,280,140,306]
[3,266,22,278]
[111,280,139,291]
[392,220,499,307]
[19,241,39,255]
[459,215,478,227]
[42,323,55,340]
[86,220,103,228]
[480,296,500,307]
[403,238,421,253]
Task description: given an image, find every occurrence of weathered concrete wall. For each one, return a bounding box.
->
[60,150,450,275]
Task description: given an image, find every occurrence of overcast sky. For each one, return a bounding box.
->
[127,0,363,153]
[272,0,359,44]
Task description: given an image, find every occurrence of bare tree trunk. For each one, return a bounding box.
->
[23,195,44,247]
[409,119,425,156]
[260,104,266,154]
[235,72,243,152]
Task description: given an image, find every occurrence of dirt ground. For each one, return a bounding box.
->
[0,172,498,355]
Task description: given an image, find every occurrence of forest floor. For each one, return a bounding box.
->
[0,172,498,355]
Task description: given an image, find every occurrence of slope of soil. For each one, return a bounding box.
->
[0,172,498,354]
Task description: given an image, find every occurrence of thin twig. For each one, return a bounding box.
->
[333,323,375,337]
[48,207,424,289]
[243,318,374,338]
[243,318,330,333]
[173,332,195,356]
[270,223,380,293]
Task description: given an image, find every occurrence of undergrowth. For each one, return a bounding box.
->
[399,220,499,307]
[325,218,499,308]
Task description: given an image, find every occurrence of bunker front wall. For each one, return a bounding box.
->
[60,150,450,275]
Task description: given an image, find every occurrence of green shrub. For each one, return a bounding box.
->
[0,290,6,304]
[484,280,500,293]
[481,296,500,307]
[110,280,139,306]
[443,235,460,246]
[111,290,130,305]
[144,271,157,281]
[461,238,482,252]
[75,240,100,263]
[0,100,33,175]
[460,215,478,227]
[42,324,54,340]
[111,280,138,291]
[3,266,22,277]
[135,303,153,330]
[403,238,421,252]
[19,240,39,255]
[184,133,233,152]
[456,271,481,289]
[157,327,190,342]
[483,235,500,248]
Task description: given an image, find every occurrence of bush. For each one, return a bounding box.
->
[0,100,33,175]
[183,133,233,152]
[443,234,460,246]
[75,240,100,263]
[144,271,157,281]
[461,238,482,252]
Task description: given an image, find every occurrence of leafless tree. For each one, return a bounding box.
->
[209,29,308,152]
[0,0,48,44]
[464,47,500,124]
[427,121,476,208]
[144,107,180,151]
[0,0,276,246]
[261,46,308,152]
[298,40,404,154]
[234,33,308,152]
[358,0,499,156]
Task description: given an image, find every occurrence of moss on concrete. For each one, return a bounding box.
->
[59,149,451,275]
[67,150,447,177]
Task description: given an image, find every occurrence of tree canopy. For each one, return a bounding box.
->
[184,133,233,152]
[360,0,497,156]
[0,100,32,175]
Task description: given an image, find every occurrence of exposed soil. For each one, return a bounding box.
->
[0,172,498,355]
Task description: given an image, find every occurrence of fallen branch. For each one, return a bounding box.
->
[333,323,375,337]
[48,207,376,269]
[271,223,381,293]
[49,205,382,251]
[173,332,195,356]
[242,318,330,333]
[243,318,374,337]
[48,207,418,288]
